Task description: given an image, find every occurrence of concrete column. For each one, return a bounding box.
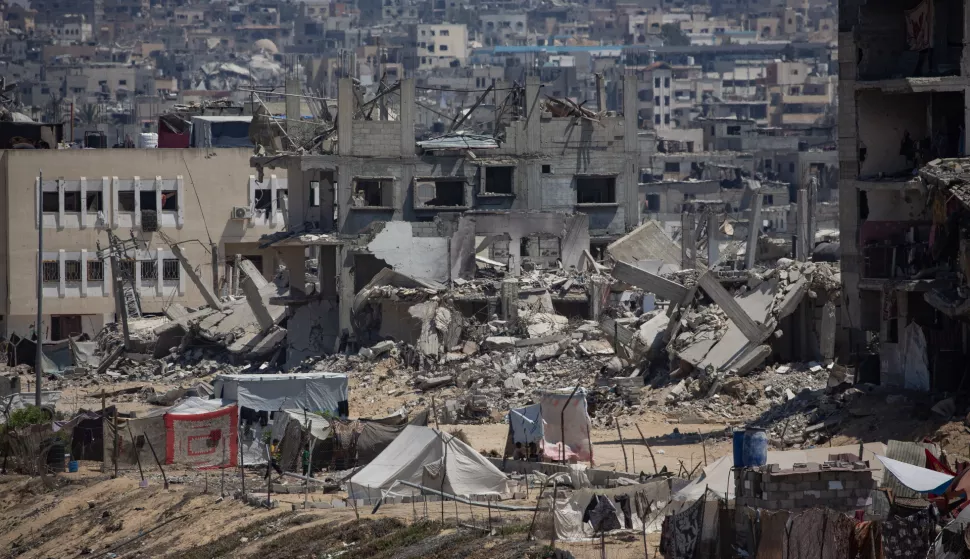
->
[708,212,719,266]
[681,211,695,269]
[589,277,610,320]
[623,74,640,230]
[796,187,809,261]
[507,235,522,276]
[399,78,415,157]
[337,78,354,156]
[278,246,305,296]
[285,76,301,133]
[524,76,541,154]
[500,279,519,321]
[232,254,241,297]
[745,183,763,269]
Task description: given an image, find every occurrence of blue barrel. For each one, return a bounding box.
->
[732,430,745,467]
[68,461,79,473]
[742,428,768,467]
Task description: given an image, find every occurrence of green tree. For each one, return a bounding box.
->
[661,24,691,47]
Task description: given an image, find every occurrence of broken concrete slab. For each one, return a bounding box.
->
[820,301,836,360]
[524,313,569,338]
[579,339,615,356]
[533,344,562,361]
[612,260,688,302]
[485,336,519,350]
[696,272,767,343]
[239,259,276,330]
[415,375,454,391]
[607,220,682,271]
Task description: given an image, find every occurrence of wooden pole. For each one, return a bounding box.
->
[112,408,119,478]
[125,425,144,482]
[239,426,245,495]
[614,416,628,472]
[144,434,168,489]
[635,424,658,475]
[701,432,708,467]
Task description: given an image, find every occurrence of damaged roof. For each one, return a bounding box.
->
[417,132,499,151]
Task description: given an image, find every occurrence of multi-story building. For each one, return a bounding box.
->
[0,148,287,342]
[637,62,673,129]
[838,0,970,387]
[36,15,93,43]
[406,24,469,71]
[251,76,641,365]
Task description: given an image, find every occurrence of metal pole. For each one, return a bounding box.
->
[35,169,43,407]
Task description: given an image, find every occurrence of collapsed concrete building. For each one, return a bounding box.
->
[252,76,642,366]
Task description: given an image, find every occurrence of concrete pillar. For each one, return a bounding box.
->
[500,279,519,322]
[232,254,241,297]
[399,78,415,157]
[708,212,719,266]
[623,74,640,230]
[278,246,305,296]
[525,76,541,154]
[507,235,522,276]
[589,277,610,320]
[337,78,353,155]
[337,245,354,342]
[285,76,301,133]
[796,187,809,261]
[745,182,763,269]
[681,211,695,269]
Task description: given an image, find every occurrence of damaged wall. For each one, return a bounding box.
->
[286,299,341,368]
[366,221,451,283]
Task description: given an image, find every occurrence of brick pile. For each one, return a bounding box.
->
[734,461,875,513]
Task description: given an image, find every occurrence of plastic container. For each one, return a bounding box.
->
[742,427,768,467]
[68,461,79,473]
[732,430,746,468]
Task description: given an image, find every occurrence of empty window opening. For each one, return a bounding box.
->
[646,194,660,211]
[726,125,741,136]
[139,191,158,211]
[276,189,288,211]
[309,181,321,207]
[140,260,158,281]
[763,194,774,205]
[419,180,465,207]
[42,261,59,283]
[254,188,273,217]
[542,164,551,174]
[118,191,135,212]
[576,176,616,204]
[484,167,514,194]
[664,162,680,173]
[162,259,180,280]
[87,260,104,281]
[63,192,81,212]
[86,192,103,212]
[42,192,59,212]
[161,191,178,211]
[353,179,393,207]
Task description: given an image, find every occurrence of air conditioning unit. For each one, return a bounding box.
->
[232,206,253,220]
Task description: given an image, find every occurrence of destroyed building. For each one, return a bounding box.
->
[838,0,970,387]
[252,75,642,365]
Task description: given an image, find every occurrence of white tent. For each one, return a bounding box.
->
[348,425,514,501]
[213,372,348,415]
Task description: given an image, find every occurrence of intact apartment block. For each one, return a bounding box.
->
[0,148,286,342]
[252,75,641,365]
[839,0,970,386]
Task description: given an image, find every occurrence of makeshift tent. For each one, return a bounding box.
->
[213,373,348,415]
[165,404,238,469]
[273,410,425,471]
[348,425,514,501]
[509,404,543,445]
[191,115,253,148]
[539,388,593,463]
[553,478,685,541]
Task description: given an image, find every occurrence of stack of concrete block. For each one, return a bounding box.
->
[735,461,875,512]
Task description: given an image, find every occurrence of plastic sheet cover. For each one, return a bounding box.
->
[214,373,348,414]
[539,388,593,462]
[508,404,543,445]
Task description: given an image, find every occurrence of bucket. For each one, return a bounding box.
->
[742,428,768,467]
[68,461,79,473]
[732,430,745,468]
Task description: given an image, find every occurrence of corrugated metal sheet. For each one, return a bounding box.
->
[417,133,498,150]
[883,440,939,500]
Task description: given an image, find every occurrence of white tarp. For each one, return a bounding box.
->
[554,479,675,542]
[508,404,543,445]
[876,455,953,493]
[901,322,930,391]
[540,388,593,462]
[348,425,513,501]
[213,373,348,414]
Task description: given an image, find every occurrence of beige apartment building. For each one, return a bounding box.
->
[0,148,288,342]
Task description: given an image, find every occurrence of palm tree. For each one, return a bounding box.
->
[77,103,103,126]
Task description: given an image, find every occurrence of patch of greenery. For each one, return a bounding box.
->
[4,406,50,430]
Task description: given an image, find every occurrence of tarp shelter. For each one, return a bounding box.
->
[165,404,238,469]
[213,373,349,416]
[191,115,253,148]
[509,404,543,445]
[272,410,426,471]
[348,425,514,501]
[540,388,593,463]
[553,478,686,541]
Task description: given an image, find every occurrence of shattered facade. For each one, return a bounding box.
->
[839,0,970,389]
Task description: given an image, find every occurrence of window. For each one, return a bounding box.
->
[664,162,679,173]
[162,259,180,280]
[42,261,59,283]
[655,114,661,124]
[726,125,741,136]
[439,44,448,51]
[118,259,135,280]
[576,176,616,204]
[686,141,694,153]
[646,194,660,211]
[254,188,273,217]
[664,78,670,88]
[86,192,102,211]
[433,180,464,206]
[789,162,796,173]
[654,77,660,88]
[352,179,393,207]
[710,126,715,136]
[118,79,127,85]
[161,191,178,211]
[664,115,670,124]
[440,29,449,36]
[664,96,669,105]
[140,260,158,280]
[763,194,774,205]
[118,191,135,212]
[42,192,59,212]
[309,181,320,207]
[484,166,514,195]
[62,192,80,212]
[139,191,157,211]
[87,260,104,281]
[654,96,660,106]
[542,165,551,174]
[65,260,81,282]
